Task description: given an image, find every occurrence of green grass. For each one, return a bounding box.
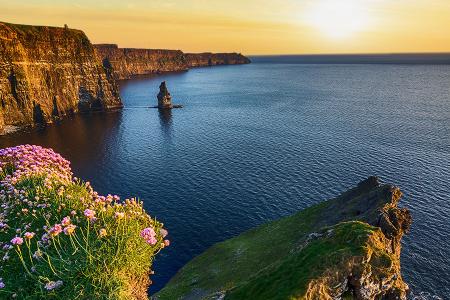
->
[0,146,168,299]
[155,202,330,299]
[225,222,375,300]
[155,182,397,300]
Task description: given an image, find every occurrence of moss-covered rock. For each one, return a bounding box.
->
[155,177,411,300]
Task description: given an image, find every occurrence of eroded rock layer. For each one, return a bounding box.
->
[94,44,251,80]
[0,22,122,131]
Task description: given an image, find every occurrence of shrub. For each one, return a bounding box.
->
[0,145,169,299]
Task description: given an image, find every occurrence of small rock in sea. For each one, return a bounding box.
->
[156,81,182,109]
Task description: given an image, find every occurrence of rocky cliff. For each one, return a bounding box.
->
[155,176,412,300]
[185,52,251,68]
[94,44,251,80]
[0,22,122,132]
[94,44,188,80]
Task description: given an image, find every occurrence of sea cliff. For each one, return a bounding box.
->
[94,44,188,80]
[155,177,412,300]
[185,52,251,68]
[0,22,122,132]
[0,21,250,132]
[94,44,251,80]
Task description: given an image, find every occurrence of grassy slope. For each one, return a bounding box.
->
[155,202,329,299]
[155,180,401,299]
[226,222,386,300]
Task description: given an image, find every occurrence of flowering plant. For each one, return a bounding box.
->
[0,145,169,299]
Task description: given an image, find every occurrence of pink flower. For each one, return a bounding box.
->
[141,227,159,245]
[146,236,157,245]
[160,228,168,238]
[49,224,63,237]
[140,227,156,239]
[24,232,35,240]
[11,237,23,245]
[164,239,170,247]
[84,209,96,220]
[63,224,76,235]
[61,216,71,226]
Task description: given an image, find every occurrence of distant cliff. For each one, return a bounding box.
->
[155,177,412,300]
[185,52,251,68]
[0,22,122,132]
[94,44,251,80]
[94,44,188,80]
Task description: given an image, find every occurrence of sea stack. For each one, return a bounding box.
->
[156,81,182,109]
[157,81,172,108]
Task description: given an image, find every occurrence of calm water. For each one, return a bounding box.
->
[1,63,449,298]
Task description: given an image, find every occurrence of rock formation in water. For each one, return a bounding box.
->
[156,81,182,109]
[94,44,251,80]
[0,22,122,132]
[155,176,412,300]
[157,81,173,109]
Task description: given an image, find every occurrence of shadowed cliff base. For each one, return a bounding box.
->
[155,176,412,300]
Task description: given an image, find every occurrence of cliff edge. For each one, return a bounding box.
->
[155,177,412,300]
[94,44,188,80]
[94,44,251,80]
[184,52,251,68]
[0,22,122,132]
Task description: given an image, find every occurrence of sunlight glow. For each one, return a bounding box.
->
[304,0,371,39]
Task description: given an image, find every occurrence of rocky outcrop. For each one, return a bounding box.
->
[157,81,173,109]
[185,52,251,68]
[94,44,251,80]
[155,81,182,109]
[0,22,122,132]
[155,176,412,300]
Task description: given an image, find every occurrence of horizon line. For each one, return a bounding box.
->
[248,52,450,57]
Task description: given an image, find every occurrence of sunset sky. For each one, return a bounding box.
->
[1,0,450,55]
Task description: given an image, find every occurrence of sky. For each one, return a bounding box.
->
[1,0,450,55]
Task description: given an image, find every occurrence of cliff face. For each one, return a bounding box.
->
[95,44,188,80]
[155,177,412,300]
[185,52,251,68]
[0,22,249,131]
[94,44,251,80]
[0,22,122,131]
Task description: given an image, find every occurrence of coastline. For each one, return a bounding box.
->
[0,21,251,134]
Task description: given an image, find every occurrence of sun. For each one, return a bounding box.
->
[304,0,371,39]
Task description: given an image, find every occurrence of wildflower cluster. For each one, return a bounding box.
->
[0,145,169,299]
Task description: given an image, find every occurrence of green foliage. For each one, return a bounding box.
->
[0,145,168,299]
[225,222,374,300]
